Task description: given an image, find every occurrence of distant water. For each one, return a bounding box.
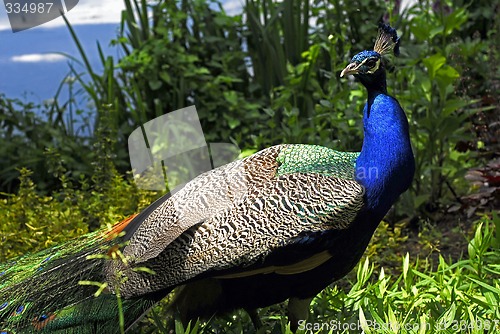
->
[0,24,121,103]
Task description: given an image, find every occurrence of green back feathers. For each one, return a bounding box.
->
[277,144,359,180]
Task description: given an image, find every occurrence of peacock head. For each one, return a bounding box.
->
[340,24,400,87]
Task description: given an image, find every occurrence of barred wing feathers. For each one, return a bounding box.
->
[110,144,364,297]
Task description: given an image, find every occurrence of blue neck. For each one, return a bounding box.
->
[355,88,415,218]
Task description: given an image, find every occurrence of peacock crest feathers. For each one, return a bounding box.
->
[373,23,400,56]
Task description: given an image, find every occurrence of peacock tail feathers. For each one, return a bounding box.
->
[0,220,152,333]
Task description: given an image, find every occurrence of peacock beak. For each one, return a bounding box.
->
[340,62,361,77]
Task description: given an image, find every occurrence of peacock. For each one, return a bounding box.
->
[0,23,414,333]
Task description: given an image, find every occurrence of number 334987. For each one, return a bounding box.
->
[5,2,54,14]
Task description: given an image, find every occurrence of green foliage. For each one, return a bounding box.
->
[311,214,500,334]
[0,136,160,261]
[0,168,87,260]
[92,0,264,146]
[392,2,496,218]
[0,165,157,261]
[0,91,94,193]
[3,0,497,218]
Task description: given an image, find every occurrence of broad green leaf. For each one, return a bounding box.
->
[423,54,446,79]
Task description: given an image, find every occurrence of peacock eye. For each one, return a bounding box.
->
[365,59,377,67]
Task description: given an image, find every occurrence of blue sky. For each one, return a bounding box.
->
[0,0,243,102]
